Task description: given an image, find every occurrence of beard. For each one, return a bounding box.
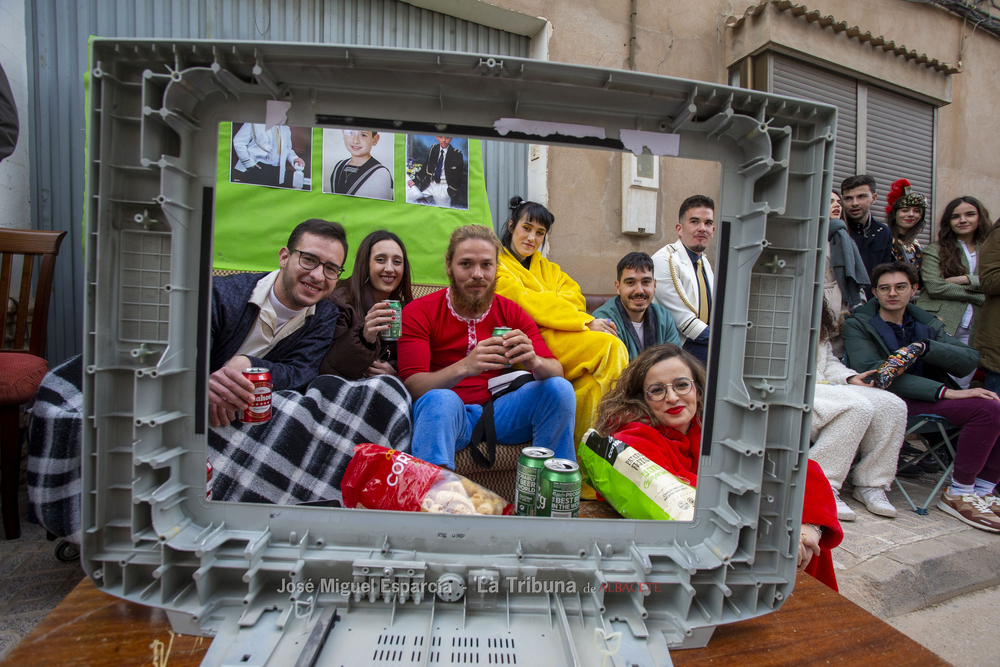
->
[449,272,496,315]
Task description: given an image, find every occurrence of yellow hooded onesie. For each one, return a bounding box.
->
[496,250,628,446]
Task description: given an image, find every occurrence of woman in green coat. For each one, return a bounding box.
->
[974,219,1000,394]
[917,196,989,388]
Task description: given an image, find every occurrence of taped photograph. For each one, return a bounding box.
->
[229,122,312,191]
[322,129,395,201]
[405,135,469,210]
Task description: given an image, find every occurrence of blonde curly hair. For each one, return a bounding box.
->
[593,343,706,437]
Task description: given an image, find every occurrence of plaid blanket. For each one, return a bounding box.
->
[209,374,411,504]
[27,356,412,538]
[27,356,84,542]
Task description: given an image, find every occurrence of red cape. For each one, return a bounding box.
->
[610,421,843,590]
[611,421,701,486]
[802,459,844,591]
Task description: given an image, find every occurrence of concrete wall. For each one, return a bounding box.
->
[0,0,29,231]
[486,0,1000,293]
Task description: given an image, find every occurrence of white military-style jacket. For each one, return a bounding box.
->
[651,239,715,341]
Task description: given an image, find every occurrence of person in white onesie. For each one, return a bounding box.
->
[810,298,908,521]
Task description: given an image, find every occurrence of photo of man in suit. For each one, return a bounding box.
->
[406,135,468,210]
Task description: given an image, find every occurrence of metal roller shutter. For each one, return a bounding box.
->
[28,0,530,363]
[772,56,858,192]
[865,86,935,245]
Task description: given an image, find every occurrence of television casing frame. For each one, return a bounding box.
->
[82,38,835,666]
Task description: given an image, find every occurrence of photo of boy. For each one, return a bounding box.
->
[322,129,395,201]
[230,122,311,191]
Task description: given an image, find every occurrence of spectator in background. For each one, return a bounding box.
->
[842,261,1000,534]
[841,175,894,296]
[974,219,1000,394]
[592,252,682,361]
[809,298,907,521]
[884,178,928,281]
[825,190,869,319]
[652,195,717,365]
[917,196,988,389]
[319,230,414,379]
[0,63,18,163]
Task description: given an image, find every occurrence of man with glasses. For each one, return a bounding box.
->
[208,218,345,428]
[842,260,1000,533]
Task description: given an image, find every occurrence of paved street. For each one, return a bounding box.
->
[889,584,1000,667]
[834,474,1000,618]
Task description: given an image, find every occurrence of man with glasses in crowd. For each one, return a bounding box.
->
[208,218,345,427]
[842,261,1000,533]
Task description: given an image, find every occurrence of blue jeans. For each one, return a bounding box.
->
[985,370,1000,394]
[411,377,577,469]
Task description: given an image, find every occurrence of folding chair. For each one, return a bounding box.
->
[893,414,959,515]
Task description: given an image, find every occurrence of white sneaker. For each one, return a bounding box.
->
[852,486,898,518]
[833,492,856,521]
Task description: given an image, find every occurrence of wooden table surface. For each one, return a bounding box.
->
[3,570,946,667]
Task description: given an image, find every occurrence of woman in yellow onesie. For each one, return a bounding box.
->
[495,196,629,446]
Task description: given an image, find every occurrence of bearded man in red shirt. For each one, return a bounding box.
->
[398,225,576,468]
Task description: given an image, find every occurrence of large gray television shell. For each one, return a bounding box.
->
[82,39,835,666]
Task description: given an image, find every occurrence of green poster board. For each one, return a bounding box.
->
[214,124,491,284]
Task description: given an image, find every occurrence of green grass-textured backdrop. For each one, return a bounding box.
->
[214,124,491,284]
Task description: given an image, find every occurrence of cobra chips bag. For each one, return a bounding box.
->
[342,444,512,515]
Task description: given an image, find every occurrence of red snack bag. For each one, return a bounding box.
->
[341,444,513,515]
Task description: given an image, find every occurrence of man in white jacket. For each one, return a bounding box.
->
[652,195,716,364]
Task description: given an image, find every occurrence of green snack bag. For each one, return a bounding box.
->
[578,429,695,521]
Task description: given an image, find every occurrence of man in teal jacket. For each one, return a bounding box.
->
[842,260,1000,533]
[593,252,682,361]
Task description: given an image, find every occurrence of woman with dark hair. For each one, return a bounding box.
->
[593,344,844,590]
[495,196,629,444]
[319,230,414,379]
[975,219,1000,394]
[917,196,988,388]
[825,190,868,317]
[883,178,927,277]
[809,298,907,521]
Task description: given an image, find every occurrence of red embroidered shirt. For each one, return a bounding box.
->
[398,289,553,405]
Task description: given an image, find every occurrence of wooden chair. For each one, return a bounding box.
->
[0,229,67,539]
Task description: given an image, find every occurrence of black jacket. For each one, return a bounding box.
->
[413,143,467,208]
[847,213,894,297]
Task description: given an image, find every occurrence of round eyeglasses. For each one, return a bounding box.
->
[290,248,344,279]
[644,378,695,402]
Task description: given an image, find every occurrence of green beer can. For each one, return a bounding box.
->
[492,327,512,366]
[381,300,402,341]
[514,447,555,516]
[535,459,582,518]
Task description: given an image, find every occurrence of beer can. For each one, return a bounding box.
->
[492,327,512,367]
[514,447,555,516]
[241,368,272,423]
[380,300,403,341]
[535,459,582,518]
